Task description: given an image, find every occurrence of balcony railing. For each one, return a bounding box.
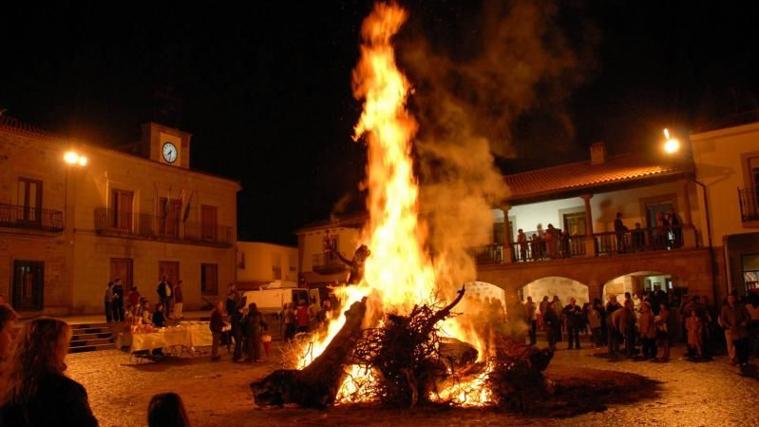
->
[595,225,694,256]
[312,252,346,274]
[511,233,587,262]
[94,208,233,246]
[0,203,64,232]
[475,225,697,265]
[738,188,759,222]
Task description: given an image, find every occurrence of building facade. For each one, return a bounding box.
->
[236,241,298,289]
[296,214,365,287]
[691,121,759,295]
[0,116,239,314]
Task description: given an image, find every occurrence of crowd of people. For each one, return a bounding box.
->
[522,289,759,373]
[515,211,685,262]
[208,284,271,363]
[104,275,185,327]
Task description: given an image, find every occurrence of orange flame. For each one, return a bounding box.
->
[296,2,494,407]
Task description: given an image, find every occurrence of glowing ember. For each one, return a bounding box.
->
[294,1,494,407]
[430,362,496,407]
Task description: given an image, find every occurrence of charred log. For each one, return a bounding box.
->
[251,297,368,408]
[350,285,466,407]
[488,337,554,413]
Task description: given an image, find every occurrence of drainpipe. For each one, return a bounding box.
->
[692,178,718,304]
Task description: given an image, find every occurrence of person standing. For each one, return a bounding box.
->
[656,303,671,362]
[524,296,537,345]
[112,277,124,322]
[588,299,603,348]
[152,303,167,328]
[543,302,559,351]
[686,309,704,359]
[104,281,114,323]
[638,302,657,359]
[720,293,751,371]
[0,319,99,426]
[210,301,225,361]
[0,304,18,366]
[563,298,582,350]
[614,212,627,253]
[148,392,191,427]
[517,229,528,261]
[157,276,170,315]
[231,302,245,362]
[606,295,622,356]
[244,303,268,362]
[173,280,184,320]
[295,299,310,333]
[620,300,637,357]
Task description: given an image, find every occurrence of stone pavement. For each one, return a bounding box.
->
[67,344,759,427]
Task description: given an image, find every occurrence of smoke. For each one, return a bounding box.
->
[397,0,597,292]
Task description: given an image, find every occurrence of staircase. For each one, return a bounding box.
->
[69,323,115,353]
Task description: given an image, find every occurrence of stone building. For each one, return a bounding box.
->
[236,241,298,289]
[0,116,239,314]
[295,213,365,287]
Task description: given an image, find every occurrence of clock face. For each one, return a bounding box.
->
[162,142,178,164]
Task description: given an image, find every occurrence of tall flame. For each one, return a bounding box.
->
[296,2,493,407]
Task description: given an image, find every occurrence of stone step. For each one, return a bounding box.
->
[69,342,115,353]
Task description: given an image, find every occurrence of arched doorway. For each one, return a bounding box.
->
[602,271,672,302]
[519,276,590,306]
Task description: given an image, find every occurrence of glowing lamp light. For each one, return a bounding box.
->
[63,150,89,167]
[63,151,79,164]
[662,128,680,154]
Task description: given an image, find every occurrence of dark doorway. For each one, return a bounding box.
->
[158,261,180,288]
[110,258,134,290]
[12,260,44,311]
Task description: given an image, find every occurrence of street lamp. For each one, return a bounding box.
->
[662,128,681,154]
[64,150,88,166]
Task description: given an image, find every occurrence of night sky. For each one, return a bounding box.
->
[2,1,758,245]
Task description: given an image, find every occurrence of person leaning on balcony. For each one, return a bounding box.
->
[517,229,528,261]
[614,212,628,253]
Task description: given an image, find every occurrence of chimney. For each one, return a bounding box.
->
[590,141,607,165]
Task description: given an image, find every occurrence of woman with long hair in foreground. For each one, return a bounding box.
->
[0,318,98,426]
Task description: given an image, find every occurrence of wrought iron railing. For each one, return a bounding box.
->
[0,203,64,232]
[511,233,586,262]
[473,243,503,264]
[738,188,759,222]
[594,225,692,256]
[94,208,233,246]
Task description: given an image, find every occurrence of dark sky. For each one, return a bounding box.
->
[2,1,758,245]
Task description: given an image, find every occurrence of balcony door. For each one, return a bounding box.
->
[645,200,675,228]
[201,205,218,241]
[18,178,42,224]
[159,198,182,238]
[563,212,586,236]
[12,260,44,311]
[110,189,134,230]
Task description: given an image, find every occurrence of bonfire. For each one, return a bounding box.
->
[251,2,553,410]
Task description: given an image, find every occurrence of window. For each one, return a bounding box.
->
[742,254,759,293]
[201,205,218,241]
[159,197,182,237]
[18,178,42,223]
[12,260,44,311]
[563,212,586,236]
[644,200,676,228]
[110,189,134,230]
[201,263,218,295]
[272,254,282,280]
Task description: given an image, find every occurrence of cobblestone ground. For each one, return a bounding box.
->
[67,343,759,427]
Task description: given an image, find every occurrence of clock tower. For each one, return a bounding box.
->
[141,122,191,169]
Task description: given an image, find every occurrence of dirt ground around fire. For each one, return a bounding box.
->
[68,343,759,427]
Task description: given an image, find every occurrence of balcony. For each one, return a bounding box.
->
[94,208,233,247]
[0,203,64,232]
[738,188,759,222]
[312,252,346,275]
[475,225,698,265]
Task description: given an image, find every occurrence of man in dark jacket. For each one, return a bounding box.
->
[156,276,170,314]
[563,298,582,349]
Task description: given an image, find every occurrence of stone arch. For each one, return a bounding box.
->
[519,276,590,307]
[601,271,672,302]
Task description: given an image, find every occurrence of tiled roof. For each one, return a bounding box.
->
[0,115,52,137]
[504,154,690,202]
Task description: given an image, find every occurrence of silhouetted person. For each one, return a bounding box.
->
[148,392,190,427]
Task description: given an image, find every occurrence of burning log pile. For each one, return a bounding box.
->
[251,286,555,411]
